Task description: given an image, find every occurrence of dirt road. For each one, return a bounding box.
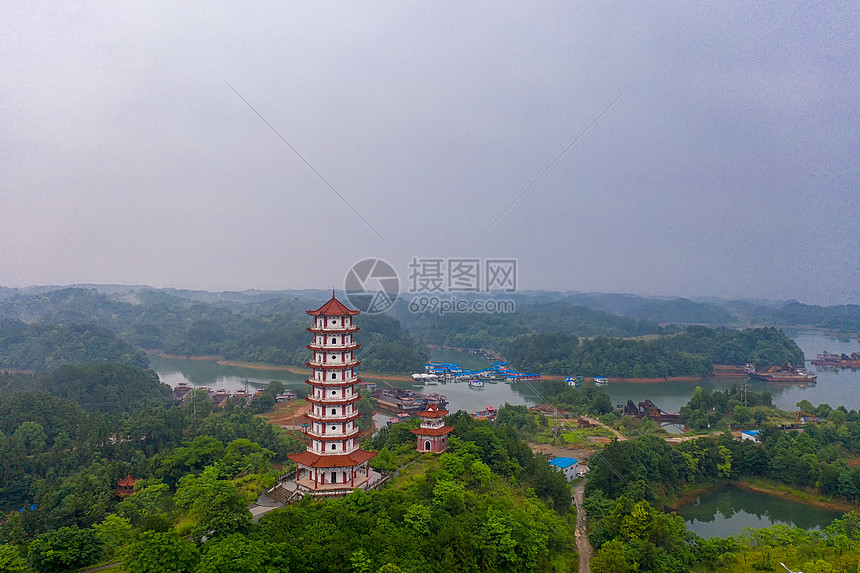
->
[573,480,591,573]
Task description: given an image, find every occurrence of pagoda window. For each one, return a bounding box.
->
[331,425,337,431]
[331,444,336,451]
[331,373,337,379]
[331,408,336,415]
[331,337,336,344]
[331,390,336,396]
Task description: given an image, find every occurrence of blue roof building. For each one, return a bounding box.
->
[549,456,579,481]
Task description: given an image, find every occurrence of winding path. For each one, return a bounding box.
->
[573,480,592,573]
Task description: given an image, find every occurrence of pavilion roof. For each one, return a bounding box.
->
[117,474,137,488]
[417,403,449,418]
[410,426,455,437]
[307,294,360,316]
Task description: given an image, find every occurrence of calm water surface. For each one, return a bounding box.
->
[151,331,860,415]
[676,484,841,538]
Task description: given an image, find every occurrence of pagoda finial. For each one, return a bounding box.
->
[332,288,336,299]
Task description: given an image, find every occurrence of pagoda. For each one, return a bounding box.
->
[287,293,376,494]
[410,403,454,453]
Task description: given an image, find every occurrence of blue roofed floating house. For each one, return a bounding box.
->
[422,361,541,382]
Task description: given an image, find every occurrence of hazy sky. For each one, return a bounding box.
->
[1,2,857,304]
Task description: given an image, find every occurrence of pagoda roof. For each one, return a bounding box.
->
[117,474,137,488]
[417,403,449,418]
[288,449,376,468]
[410,426,455,437]
[307,294,360,316]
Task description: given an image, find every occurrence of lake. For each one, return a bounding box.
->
[604,332,860,415]
[675,484,842,538]
[151,331,860,416]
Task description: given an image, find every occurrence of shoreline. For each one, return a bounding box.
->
[735,480,858,513]
[154,352,414,382]
[666,479,859,514]
[542,373,707,384]
[152,352,752,385]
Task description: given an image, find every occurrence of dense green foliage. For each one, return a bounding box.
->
[679,385,773,430]
[0,319,148,371]
[403,302,665,348]
[536,379,615,415]
[0,288,429,373]
[504,326,803,378]
[0,363,172,415]
[584,427,860,572]
[654,325,804,367]
[0,351,577,573]
[253,441,576,572]
[504,333,712,377]
[623,297,735,325]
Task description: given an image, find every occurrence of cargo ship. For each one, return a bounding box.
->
[747,364,817,383]
[372,388,448,413]
[811,352,860,368]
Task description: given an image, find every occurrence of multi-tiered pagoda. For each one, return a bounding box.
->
[288,294,375,494]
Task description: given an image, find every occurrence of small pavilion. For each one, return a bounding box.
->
[410,403,455,453]
[115,474,137,497]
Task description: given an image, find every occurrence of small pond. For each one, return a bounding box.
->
[675,484,842,538]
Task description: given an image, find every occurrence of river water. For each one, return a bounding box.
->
[151,331,860,416]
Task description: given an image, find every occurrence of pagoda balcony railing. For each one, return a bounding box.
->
[306,411,362,424]
[306,394,362,406]
[307,325,359,334]
[307,343,360,351]
[306,360,361,370]
[306,377,361,387]
[302,427,362,440]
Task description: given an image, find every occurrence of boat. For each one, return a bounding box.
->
[468,379,485,389]
[811,352,860,368]
[593,376,608,386]
[748,364,817,383]
[372,388,449,413]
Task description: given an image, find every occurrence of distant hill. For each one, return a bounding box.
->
[0,319,149,371]
[623,298,735,325]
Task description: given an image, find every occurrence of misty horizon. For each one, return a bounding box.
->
[2,4,857,305]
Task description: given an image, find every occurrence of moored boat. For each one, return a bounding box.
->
[372,388,449,414]
[811,352,860,368]
[748,364,817,383]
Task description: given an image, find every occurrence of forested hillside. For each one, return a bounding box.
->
[502,326,800,377]
[0,319,149,371]
[0,363,577,572]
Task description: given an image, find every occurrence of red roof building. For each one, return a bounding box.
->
[115,474,137,497]
[288,295,376,493]
[410,403,455,453]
